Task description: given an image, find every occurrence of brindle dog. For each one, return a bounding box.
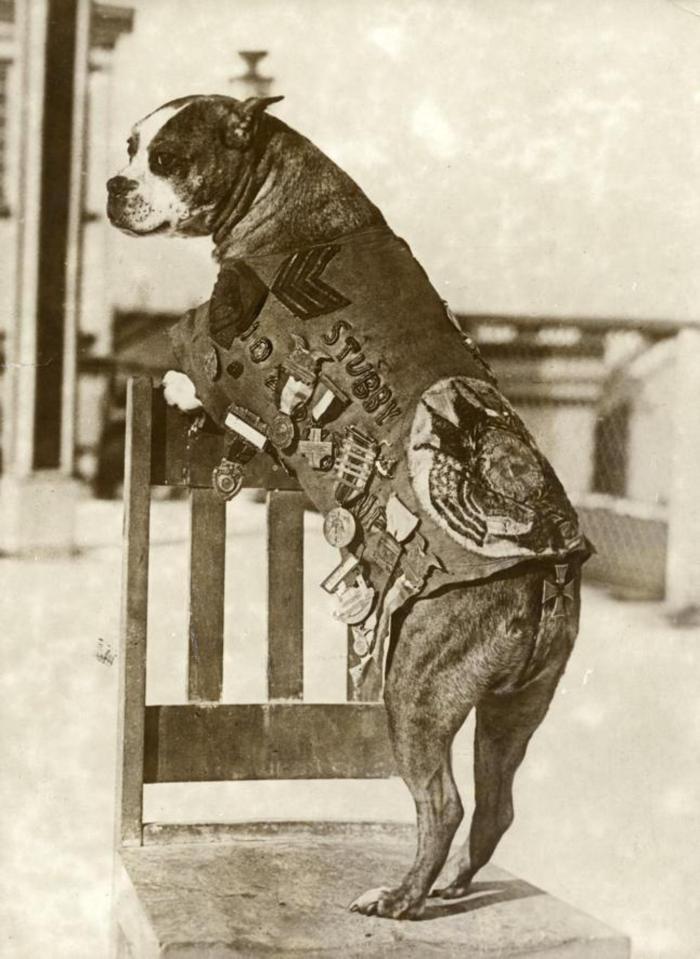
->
[107,95,582,919]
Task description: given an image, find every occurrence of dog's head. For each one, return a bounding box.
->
[106,94,283,238]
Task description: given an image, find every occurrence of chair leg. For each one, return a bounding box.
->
[113,922,133,959]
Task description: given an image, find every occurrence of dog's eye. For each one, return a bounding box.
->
[150,150,181,176]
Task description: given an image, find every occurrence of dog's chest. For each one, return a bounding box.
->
[170,227,588,594]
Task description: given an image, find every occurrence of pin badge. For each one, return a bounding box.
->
[321,554,360,594]
[203,345,220,381]
[249,336,273,363]
[298,426,334,470]
[212,459,244,501]
[268,413,296,452]
[226,360,244,379]
[323,507,357,548]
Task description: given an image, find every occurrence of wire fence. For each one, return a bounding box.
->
[460,315,684,601]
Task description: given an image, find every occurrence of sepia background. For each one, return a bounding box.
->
[1,0,699,956]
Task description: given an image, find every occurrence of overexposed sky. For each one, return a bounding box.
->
[107,0,700,321]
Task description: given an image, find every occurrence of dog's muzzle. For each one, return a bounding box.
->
[106,175,138,224]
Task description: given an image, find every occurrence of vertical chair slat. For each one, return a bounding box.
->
[115,377,153,847]
[267,490,305,700]
[188,488,226,701]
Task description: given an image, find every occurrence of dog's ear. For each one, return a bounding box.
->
[221,95,285,150]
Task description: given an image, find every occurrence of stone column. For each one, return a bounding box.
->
[0,0,89,552]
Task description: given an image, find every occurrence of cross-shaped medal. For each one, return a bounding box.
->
[542,564,575,618]
[298,426,334,470]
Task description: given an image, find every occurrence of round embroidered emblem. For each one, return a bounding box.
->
[226,360,244,379]
[477,430,544,503]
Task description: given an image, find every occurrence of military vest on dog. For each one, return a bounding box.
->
[170,226,590,689]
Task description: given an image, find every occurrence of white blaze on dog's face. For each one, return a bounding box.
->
[106,94,284,239]
[107,98,202,236]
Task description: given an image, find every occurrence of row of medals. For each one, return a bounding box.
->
[206,331,404,654]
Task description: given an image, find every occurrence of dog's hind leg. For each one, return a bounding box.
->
[432,630,574,900]
[350,599,473,920]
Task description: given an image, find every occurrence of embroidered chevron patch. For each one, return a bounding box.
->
[271,245,350,320]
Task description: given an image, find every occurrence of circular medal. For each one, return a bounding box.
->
[212,460,243,501]
[203,345,220,381]
[226,360,244,379]
[323,507,357,548]
[268,413,296,451]
[353,634,370,657]
[249,337,273,363]
[334,579,376,626]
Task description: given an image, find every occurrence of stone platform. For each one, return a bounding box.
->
[113,823,630,958]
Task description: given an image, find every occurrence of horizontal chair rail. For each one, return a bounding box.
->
[149,389,303,491]
[144,703,395,783]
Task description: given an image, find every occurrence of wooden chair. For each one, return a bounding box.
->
[112,377,630,958]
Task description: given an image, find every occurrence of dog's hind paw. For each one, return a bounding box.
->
[349,886,424,920]
[429,879,472,900]
[349,887,388,916]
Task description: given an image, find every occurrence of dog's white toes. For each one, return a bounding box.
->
[349,886,388,914]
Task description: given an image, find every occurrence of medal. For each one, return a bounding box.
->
[249,336,273,363]
[374,531,403,574]
[352,634,370,657]
[353,493,385,532]
[542,564,575,618]
[402,533,443,589]
[279,334,330,416]
[224,405,268,451]
[203,345,220,381]
[376,453,397,478]
[298,426,334,470]
[335,427,378,503]
[226,360,244,379]
[268,413,296,452]
[321,554,360,594]
[333,575,376,626]
[310,373,350,424]
[323,507,357,548]
[212,459,244,501]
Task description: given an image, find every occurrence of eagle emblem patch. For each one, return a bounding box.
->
[409,377,585,559]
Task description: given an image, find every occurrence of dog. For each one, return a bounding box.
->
[107,94,590,920]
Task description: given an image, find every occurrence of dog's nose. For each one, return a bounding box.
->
[107,175,137,198]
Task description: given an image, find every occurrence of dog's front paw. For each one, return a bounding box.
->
[349,885,424,920]
[162,370,203,412]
